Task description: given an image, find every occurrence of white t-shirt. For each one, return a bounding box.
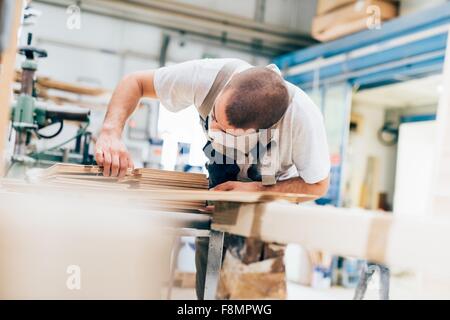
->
[154,58,330,184]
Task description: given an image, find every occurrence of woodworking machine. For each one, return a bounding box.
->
[8,34,93,176]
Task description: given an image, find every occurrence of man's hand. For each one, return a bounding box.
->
[212,176,330,203]
[95,130,134,178]
[213,181,264,192]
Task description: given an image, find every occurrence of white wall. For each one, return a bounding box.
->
[394,121,436,216]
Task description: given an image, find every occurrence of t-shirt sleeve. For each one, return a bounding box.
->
[292,94,331,184]
[154,60,201,112]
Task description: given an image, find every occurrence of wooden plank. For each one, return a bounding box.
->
[212,203,390,259]
[3,163,315,215]
[313,17,369,42]
[37,76,108,96]
[11,163,209,213]
[33,164,313,203]
[0,0,22,176]
[212,202,450,282]
[41,164,208,183]
[128,189,314,203]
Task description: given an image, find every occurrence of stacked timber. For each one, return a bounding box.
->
[38,164,209,191]
[0,164,315,214]
[312,0,398,42]
[28,164,209,213]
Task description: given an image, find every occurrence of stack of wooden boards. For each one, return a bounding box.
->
[38,163,209,191]
[312,0,398,42]
[34,164,313,201]
[30,164,210,213]
[0,164,315,213]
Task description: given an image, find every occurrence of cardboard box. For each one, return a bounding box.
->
[312,0,398,42]
[174,271,196,288]
[217,252,287,300]
[316,0,356,16]
[314,17,370,42]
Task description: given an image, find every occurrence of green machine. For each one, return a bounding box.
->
[8,34,94,177]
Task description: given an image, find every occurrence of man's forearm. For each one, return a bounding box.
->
[263,176,330,199]
[102,71,156,136]
[213,177,329,201]
[102,75,144,136]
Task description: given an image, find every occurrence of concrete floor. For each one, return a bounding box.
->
[167,283,353,300]
[167,273,450,300]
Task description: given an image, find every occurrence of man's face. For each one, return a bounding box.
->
[210,89,250,136]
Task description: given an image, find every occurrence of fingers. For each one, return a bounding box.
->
[95,148,104,166]
[111,152,120,177]
[212,181,235,191]
[128,156,135,171]
[103,151,112,177]
[103,149,133,177]
[198,205,215,213]
[118,150,129,178]
[103,151,133,177]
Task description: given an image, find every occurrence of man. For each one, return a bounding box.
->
[96,58,330,299]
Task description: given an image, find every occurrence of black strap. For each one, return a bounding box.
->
[198,60,243,120]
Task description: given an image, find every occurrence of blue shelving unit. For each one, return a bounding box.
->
[274,3,450,90]
[273,3,450,206]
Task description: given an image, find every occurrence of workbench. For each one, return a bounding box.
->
[2,180,450,299]
[206,201,450,299]
[0,189,215,299]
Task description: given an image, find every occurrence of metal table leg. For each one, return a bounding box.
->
[203,230,225,300]
[354,263,375,300]
[378,264,390,300]
[354,263,390,300]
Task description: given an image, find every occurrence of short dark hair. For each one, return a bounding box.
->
[223,67,289,129]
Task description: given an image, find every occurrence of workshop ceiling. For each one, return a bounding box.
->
[35,0,316,57]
